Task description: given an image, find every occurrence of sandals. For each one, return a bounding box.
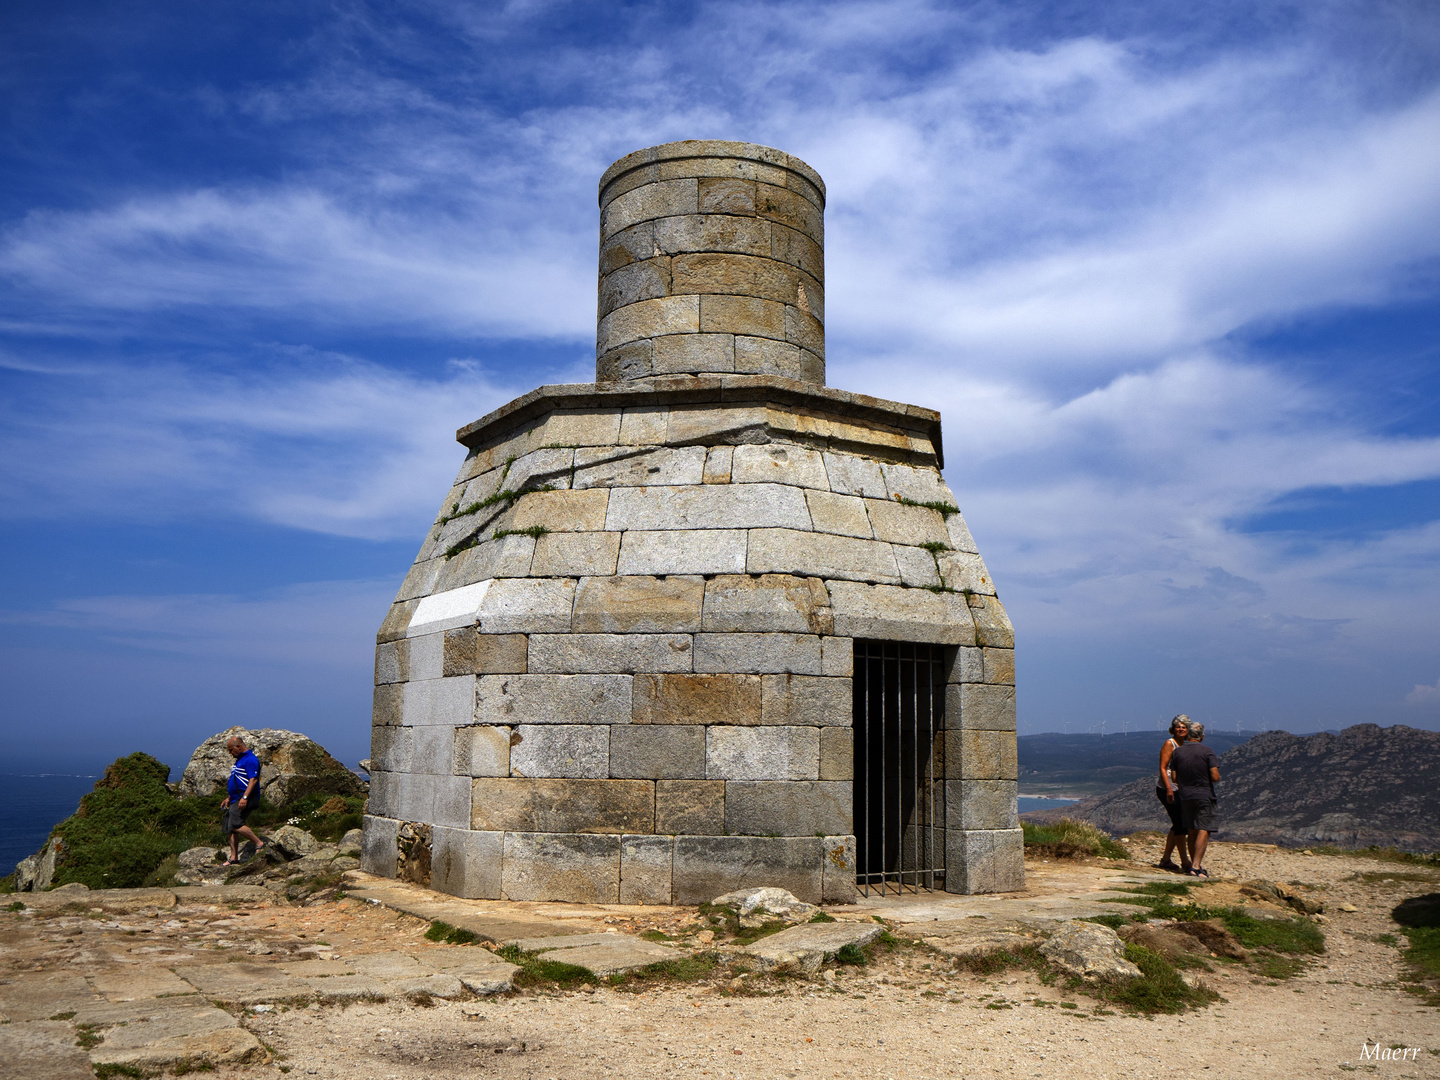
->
[1189,867,1210,878]
[1157,859,1181,872]
[220,859,240,867]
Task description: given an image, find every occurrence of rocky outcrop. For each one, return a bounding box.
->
[1023,724,1440,850]
[177,727,365,805]
[1039,921,1142,980]
[171,827,361,898]
[710,887,820,927]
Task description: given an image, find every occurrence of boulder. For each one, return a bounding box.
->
[12,853,39,892]
[919,922,1042,960]
[174,846,231,887]
[710,887,820,927]
[16,837,64,892]
[743,922,884,974]
[1168,918,1249,960]
[1119,924,1211,962]
[338,829,363,857]
[268,826,320,859]
[1039,921,1143,981]
[176,727,365,806]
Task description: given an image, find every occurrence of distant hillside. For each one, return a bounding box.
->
[1017,730,1257,796]
[1023,724,1440,851]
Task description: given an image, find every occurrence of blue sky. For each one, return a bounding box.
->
[2,0,1439,774]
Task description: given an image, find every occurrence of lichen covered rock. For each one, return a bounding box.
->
[177,727,365,805]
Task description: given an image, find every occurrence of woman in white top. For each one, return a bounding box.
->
[1156,714,1191,872]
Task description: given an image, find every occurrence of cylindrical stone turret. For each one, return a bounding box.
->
[596,140,826,385]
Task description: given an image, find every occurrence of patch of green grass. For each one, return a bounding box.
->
[893,495,960,517]
[46,753,228,890]
[171,1058,217,1075]
[492,525,550,541]
[1088,944,1218,1014]
[93,1065,145,1079]
[1253,954,1307,979]
[75,1024,103,1049]
[1022,819,1130,861]
[1392,894,1440,1006]
[49,1011,77,1020]
[835,943,867,966]
[424,920,479,945]
[1083,914,1130,931]
[1350,870,1440,885]
[638,929,670,942]
[808,911,837,923]
[1374,933,1401,947]
[606,953,720,990]
[491,944,599,990]
[954,944,1046,977]
[1310,846,1440,867]
[1217,910,1324,956]
[917,541,953,554]
[5,901,24,912]
[1105,884,1322,981]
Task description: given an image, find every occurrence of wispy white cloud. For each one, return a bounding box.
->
[1408,678,1440,707]
[0,351,590,538]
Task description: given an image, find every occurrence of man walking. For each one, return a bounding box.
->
[221,736,266,866]
[1169,721,1220,877]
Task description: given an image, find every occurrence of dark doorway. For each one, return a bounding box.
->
[852,639,945,895]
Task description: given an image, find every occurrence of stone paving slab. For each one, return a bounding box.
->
[742,922,884,973]
[92,1025,264,1070]
[17,883,276,914]
[72,995,267,1071]
[0,1019,95,1080]
[531,937,679,976]
[277,958,352,977]
[509,931,629,952]
[90,967,200,1000]
[20,886,179,913]
[346,951,428,979]
[912,923,1044,959]
[429,956,521,995]
[302,974,393,1002]
[392,973,467,999]
[172,885,275,905]
[344,873,609,943]
[847,865,1173,925]
[177,962,303,1004]
[0,972,103,1021]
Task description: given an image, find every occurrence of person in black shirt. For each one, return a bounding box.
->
[1169,722,1220,877]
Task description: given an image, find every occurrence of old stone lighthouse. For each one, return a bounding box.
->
[360,141,1021,904]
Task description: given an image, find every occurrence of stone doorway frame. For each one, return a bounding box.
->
[852,638,947,896]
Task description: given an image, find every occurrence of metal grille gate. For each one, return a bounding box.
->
[853,639,945,895]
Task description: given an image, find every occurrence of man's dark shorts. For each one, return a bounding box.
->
[223,801,254,834]
[1182,798,1216,833]
[1156,786,1186,835]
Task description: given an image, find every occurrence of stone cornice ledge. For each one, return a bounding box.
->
[455,376,945,468]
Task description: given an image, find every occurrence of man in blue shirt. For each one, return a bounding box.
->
[222,736,266,865]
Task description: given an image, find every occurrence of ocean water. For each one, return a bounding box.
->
[1017,796,1078,816]
[0,773,101,874]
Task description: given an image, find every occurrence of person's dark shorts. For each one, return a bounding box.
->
[1181,798,1216,833]
[1156,786,1185,835]
[223,801,254,834]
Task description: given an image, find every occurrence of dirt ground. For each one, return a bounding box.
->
[4,840,1437,1080]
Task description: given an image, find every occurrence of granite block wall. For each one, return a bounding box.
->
[362,141,1020,903]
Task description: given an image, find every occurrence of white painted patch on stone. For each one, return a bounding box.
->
[407,580,493,636]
